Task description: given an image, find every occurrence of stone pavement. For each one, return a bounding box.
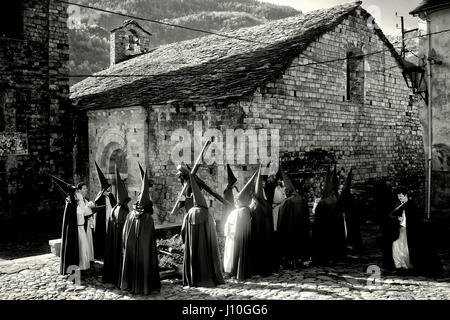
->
[1,224,449,300]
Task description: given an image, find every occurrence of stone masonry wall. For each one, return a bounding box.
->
[240,8,425,218]
[84,8,425,227]
[87,107,148,204]
[416,8,450,219]
[0,0,72,236]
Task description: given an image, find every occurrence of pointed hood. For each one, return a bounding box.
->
[226,164,237,187]
[342,167,353,195]
[48,174,76,197]
[189,172,208,209]
[138,162,145,180]
[254,164,265,200]
[281,170,297,195]
[95,161,110,192]
[323,165,339,197]
[115,166,129,205]
[236,170,257,204]
[137,169,152,209]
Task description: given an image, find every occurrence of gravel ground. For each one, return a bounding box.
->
[0,223,449,300]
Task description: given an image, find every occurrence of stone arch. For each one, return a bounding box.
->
[95,128,128,195]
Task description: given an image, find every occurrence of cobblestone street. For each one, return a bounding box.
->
[1,224,449,300]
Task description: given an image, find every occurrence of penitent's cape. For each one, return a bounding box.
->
[120,169,160,294]
[103,167,130,286]
[60,193,79,275]
[311,166,345,264]
[249,165,275,276]
[223,170,256,280]
[181,173,224,287]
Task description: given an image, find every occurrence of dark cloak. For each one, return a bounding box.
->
[337,192,363,253]
[181,206,224,287]
[103,203,129,285]
[60,194,79,275]
[120,205,161,294]
[312,194,346,264]
[93,193,116,260]
[250,195,275,276]
[226,206,253,281]
[390,200,442,276]
[373,181,397,269]
[277,193,311,261]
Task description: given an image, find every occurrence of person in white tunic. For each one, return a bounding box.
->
[271,177,286,232]
[391,191,412,270]
[75,183,95,270]
[223,170,257,281]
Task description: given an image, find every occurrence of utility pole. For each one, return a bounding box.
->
[426,13,432,221]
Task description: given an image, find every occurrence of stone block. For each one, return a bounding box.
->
[49,239,62,257]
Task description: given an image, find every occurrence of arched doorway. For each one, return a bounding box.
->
[100,142,128,198]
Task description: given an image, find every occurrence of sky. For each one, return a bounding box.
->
[260,0,423,35]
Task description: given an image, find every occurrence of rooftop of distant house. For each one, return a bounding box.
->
[70,1,404,110]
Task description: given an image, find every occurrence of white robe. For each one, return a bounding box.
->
[76,193,95,270]
[392,210,412,269]
[223,209,238,273]
[272,185,286,231]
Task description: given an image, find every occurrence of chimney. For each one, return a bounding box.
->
[110,20,152,66]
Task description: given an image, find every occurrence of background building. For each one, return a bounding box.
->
[410,0,450,222]
[0,0,72,238]
[71,2,426,226]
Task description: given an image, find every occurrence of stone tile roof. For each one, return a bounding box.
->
[70,1,402,110]
[410,0,450,15]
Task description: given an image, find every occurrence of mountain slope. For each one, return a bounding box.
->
[68,0,300,85]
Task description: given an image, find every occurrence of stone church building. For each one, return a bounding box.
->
[0,0,72,232]
[71,1,426,225]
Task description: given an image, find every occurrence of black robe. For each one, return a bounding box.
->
[337,192,363,253]
[312,194,346,264]
[60,194,79,275]
[181,206,224,287]
[224,206,252,281]
[374,183,397,270]
[103,203,129,285]
[93,192,116,260]
[120,205,161,294]
[250,195,275,276]
[277,193,311,262]
[390,200,442,276]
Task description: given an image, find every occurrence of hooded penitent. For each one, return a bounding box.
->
[190,171,208,209]
[223,169,256,280]
[50,175,79,275]
[103,166,130,285]
[277,171,311,264]
[236,170,257,205]
[95,162,111,195]
[337,167,362,253]
[176,164,193,213]
[250,165,276,275]
[120,168,160,294]
[223,164,238,218]
[181,172,224,287]
[323,165,339,198]
[92,162,112,260]
[280,170,297,196]
[312,164,346,264]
